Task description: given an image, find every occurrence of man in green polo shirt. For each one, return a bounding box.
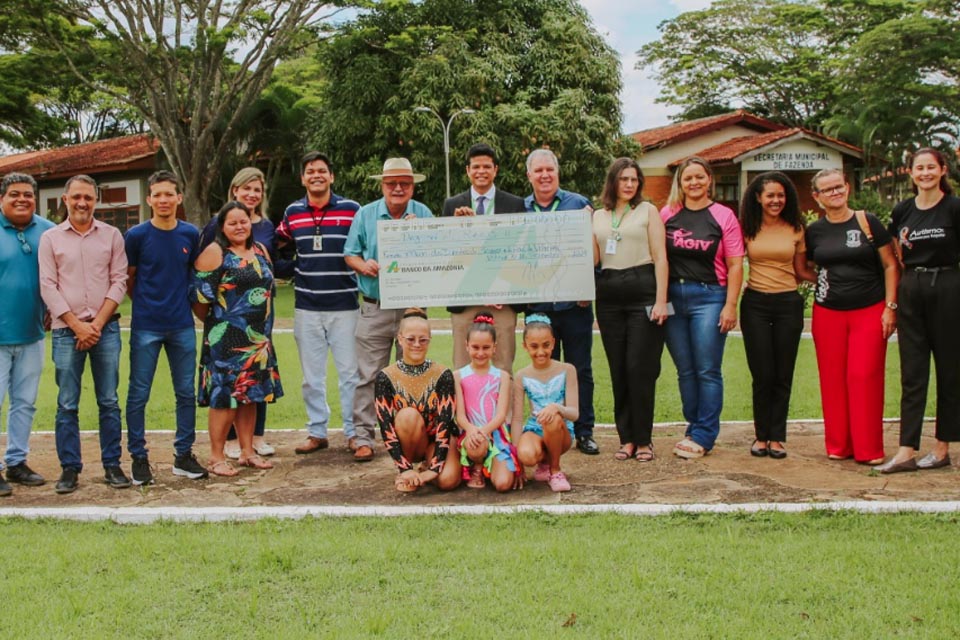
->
[0,173,55,496]
[344,158,433,462]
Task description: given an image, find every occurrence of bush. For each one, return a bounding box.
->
[850,187,893,225]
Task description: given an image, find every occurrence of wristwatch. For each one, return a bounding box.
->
[886,301,898,310]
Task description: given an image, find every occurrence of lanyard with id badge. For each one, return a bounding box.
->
[605,205,630,255]
[310,205,329,251]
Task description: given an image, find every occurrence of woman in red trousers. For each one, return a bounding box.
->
[805,168,900,464]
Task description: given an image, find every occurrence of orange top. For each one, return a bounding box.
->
[744,223,806,293]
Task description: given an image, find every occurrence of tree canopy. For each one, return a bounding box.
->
[29,0,345,223]
[825,0,959,189]
[0,5,142,149]
[311,0,636,210]
[637,0,959,193]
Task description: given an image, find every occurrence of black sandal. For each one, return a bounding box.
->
[614,445,635,461]
[634,445,655,463]
[750,440,768,457]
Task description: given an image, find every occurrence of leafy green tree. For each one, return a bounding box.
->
[637,0,959,199]
[636,0,927,130]
[34,0,346,223]
[311,0,636,210]
[637,0,842,128]
[240,54,326,208]
[825,0,959,194]
[0,54,69,148]
[0,4,131,148]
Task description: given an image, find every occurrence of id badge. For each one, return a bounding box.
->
[313,235,323,251]
[605,236,618,255]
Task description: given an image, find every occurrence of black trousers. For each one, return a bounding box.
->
[595,265,664,447]
[739,288,804,442]
[542,303,596,438]
[897,267,960,447]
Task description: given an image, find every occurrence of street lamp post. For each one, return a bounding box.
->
[414,106,476,199]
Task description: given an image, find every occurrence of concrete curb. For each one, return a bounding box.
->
[2,501,958,524]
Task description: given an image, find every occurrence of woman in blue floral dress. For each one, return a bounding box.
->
[192,200,283,476]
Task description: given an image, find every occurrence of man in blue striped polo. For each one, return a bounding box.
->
[276,152,362,455]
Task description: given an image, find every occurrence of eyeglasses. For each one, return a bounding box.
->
[815,184,846,196]
[15,231,31,254]
[401,336,431,346]
[384,180,414,191]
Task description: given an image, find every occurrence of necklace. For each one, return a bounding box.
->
[397,359,431,376]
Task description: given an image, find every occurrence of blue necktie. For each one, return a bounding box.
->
[476,195,486,215]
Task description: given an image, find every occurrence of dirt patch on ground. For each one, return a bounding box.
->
[3,422,956,507]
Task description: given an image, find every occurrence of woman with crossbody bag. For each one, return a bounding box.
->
[804,168,900,464]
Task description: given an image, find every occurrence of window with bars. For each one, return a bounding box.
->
[100,187,127,204]
[715,175,740,203]
[95,206,140,234]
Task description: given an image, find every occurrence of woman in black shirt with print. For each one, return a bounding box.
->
[876,148,960,473]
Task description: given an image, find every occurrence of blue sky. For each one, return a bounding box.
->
[580,0,712,134]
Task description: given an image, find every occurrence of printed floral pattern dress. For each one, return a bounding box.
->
[193,243,283,408]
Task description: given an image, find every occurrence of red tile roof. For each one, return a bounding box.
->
[677,128,862,167]
[0,134,161,180]
[630,110,787,150]
[692,129,802,164]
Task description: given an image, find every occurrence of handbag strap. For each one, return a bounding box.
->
[854,210,874,245]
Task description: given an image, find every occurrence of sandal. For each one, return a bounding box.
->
[207,460,238,477]
[673,438,706,459]
[634,445,655,462]
[614,445,636,461]
[238,454,274,470]
[467,465,486,489]
[395,475,419,493]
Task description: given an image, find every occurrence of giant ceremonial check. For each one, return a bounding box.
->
[377,210,595,309]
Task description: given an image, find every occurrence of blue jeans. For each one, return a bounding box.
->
[126,327,197,458]
[0,340,44,469]
[294,309,359,439]
[52,321,122,471]
[664,281,728,450]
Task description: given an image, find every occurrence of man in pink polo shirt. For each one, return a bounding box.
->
[39,174,128,494]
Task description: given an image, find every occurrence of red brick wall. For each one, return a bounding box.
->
[794,171,820,219]
[644,176,673,210]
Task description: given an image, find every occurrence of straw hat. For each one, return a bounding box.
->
[367,157,426,183]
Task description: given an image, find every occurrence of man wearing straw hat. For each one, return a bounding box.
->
[344,158,433,462]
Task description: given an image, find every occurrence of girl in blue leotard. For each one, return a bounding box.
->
[512,315,579,492]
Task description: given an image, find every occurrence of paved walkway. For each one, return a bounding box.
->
[1,422,956,521]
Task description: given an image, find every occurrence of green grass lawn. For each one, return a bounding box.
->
[9,330,932,434]
[2,511,958,637]
[5,277,934,434]
[4,284,950,638]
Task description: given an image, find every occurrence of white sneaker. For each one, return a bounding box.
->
[223,442,241,460]
[253,441,275,457]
